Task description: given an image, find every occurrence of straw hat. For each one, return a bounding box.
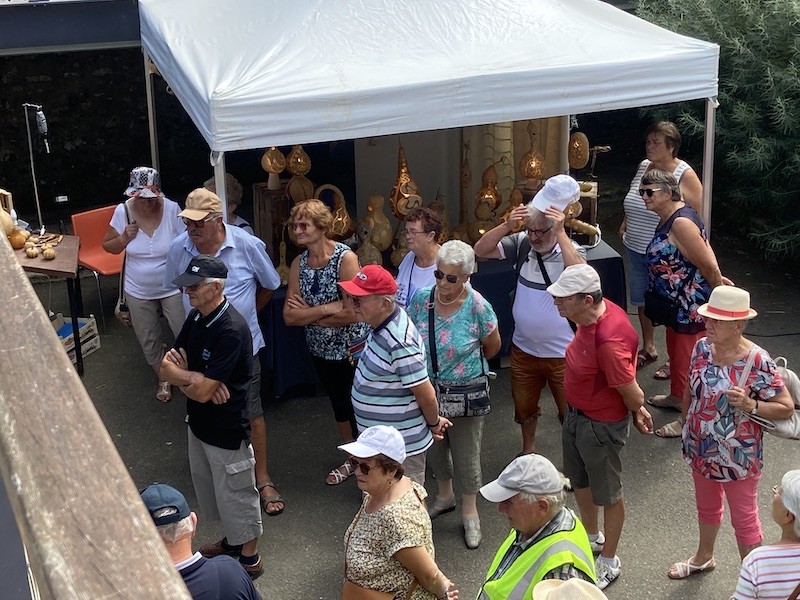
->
[697,286,757,321]
[532,578,608,600]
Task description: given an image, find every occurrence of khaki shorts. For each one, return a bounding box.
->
[561,407,630,506]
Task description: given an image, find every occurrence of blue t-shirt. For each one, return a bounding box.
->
[179,554,261,600]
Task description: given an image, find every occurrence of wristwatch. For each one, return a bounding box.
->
[750,400,759,415]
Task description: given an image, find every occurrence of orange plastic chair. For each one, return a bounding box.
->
[71,205,124,331]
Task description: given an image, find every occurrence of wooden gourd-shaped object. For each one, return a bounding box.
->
[451,141,472,243]
[500,188,525,233]
[568,132,590,170]
[519,121,545,190]
[356,220,382,266]
[365,194,393,251]
[390,224,410,267]
[389,144,420,220]
[315,184,354,241]
[276,240,290,287]
[469,164,501,243]
[286,145,314,204]
[428,190,450,243]
[261,146,286,190]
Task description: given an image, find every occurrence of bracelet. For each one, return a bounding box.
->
[426,417,440,428]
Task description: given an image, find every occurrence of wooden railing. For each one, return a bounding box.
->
[0,236,191,598]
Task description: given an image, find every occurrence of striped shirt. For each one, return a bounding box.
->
[622,159,690,254]
[351,307,433,456]
[732,543,800,599]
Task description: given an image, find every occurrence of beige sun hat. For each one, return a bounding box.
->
[697,286,757,321]
[532,578,609,600]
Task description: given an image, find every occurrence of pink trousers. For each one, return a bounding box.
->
[692,469,763,546]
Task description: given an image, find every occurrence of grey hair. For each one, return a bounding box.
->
[517,473,571,514]
[437,240,477,275]
[154,511,194,544]
[204,277,227,291]
[588,290,603,305]
[381,294,397,307]
[524,204,552,227]
[641,169,681,202]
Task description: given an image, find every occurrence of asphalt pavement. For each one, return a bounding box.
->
[15,216,800,600]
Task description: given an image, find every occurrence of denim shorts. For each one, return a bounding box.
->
[624,246,649,307]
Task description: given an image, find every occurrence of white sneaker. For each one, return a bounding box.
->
[595,556,621,590]
[589,531,605,553]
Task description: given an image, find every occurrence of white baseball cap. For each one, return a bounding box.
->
[480,454,564,502]
[781,469,800,519]
[338,425,406,463]
[547,264,601,297]
[531,174,580,213]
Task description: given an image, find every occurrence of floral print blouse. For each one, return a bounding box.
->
[299,243,368,360]
[344,481,435,600]
[406,285,498,383]
[646,206,712,334]
[683,338,785,481]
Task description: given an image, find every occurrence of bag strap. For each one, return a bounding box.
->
[789,581,800,600]
[535,251,577,334]
[118,201,131,302]
[428,287,439,378]
[514,235,530,274]
[737,346,757,389]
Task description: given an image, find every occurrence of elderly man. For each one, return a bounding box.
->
[161,255,263,578]
[547,263,653,590]
[477,454,596,598]
[165,188,283,517]
[474,175,585,455]
[140,483,261,598]
[339,265,451,485]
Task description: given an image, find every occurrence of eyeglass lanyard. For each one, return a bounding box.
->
[534,251,577,334]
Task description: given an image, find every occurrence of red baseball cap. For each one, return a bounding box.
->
[339,265,398,296]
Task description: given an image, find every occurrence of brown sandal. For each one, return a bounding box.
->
[156,381,172,403]
[257,481,285,516]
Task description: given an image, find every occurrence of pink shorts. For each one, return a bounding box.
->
[692,469,762,546]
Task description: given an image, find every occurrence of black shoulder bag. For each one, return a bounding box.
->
[428,288,491,418]
[535,251,577,333]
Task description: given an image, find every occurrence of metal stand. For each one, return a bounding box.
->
[22,103,45,235]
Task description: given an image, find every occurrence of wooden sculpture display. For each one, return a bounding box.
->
[390,226,410,267]
[568,132,590,170]
[286,145,314,204]
[500,188,525,233]
[261,146,286,190]
[355,220,382,266]
[469,163,502,243]
[364,194,393,251]
[315,184,354,241]
[519,121,545,190]
[451,141,472,243]
[428,190,450,243]
[388,144,421,220]
[563,197,598,237]
[276,239,290,287]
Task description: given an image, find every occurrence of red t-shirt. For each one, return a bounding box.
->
[564,300,638,422]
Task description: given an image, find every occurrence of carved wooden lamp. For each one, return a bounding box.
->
[519,121,545,191]
[260,146,286,190]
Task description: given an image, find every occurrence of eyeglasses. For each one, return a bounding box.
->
[291,222,311,231]
[403,229,427,237]
[183,215,216,228]
[526,226,553,237]
[638,188,659,198]
[349,295,380,308]
[433,270,459,284]
[183,281,214,291]
[348,457,374,476]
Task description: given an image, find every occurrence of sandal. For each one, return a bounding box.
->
[156,381,172,403]
[668,556,716,579]
[637,349,658,370]
[326,460,355,485]
[654,361,671,380]
[655,419,684,438]
[257,481,285,516]
[647,394,681,411]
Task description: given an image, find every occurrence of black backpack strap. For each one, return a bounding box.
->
[427,287,438,378]
[514,235,531,275]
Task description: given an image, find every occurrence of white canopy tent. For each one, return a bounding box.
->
[138,0,719,226]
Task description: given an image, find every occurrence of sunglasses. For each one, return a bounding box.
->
[350,295,380,308]
[638,188,659,198]
[433,270,459,284]
[526,226,553,237]
[291,222,311,231]
[182,215,216,228]
[348,457,374,476]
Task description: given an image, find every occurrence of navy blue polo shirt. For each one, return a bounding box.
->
[179,554,261,600]
[174,298,253,450]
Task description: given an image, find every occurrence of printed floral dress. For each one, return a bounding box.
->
[682,339,785,481]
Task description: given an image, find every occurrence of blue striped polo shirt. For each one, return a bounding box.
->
[351,307,433,457]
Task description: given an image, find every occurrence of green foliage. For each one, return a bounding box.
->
[636,0,800,259]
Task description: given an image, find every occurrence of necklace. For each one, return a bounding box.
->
[437,286,465,306]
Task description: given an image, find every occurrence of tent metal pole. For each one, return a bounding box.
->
[701,96,718,238]
[211,151,228,217]
[143,50,160,171]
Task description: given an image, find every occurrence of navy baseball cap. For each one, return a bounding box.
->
[173,254,228,287]
[140,483,190,526]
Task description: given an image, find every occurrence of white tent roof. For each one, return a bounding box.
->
[139,0,718,153]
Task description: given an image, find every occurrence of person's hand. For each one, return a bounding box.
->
[634,405,654,434]
[429,416,453,441]
[721,276,735,286]
[445,584,459,600]
[164,347,188,370]
[123,222,139,244]
[507,205,529,232]
[725,386,755,413]
[285,293,310,310]
[544,205,566,234]
[210,383,230,404]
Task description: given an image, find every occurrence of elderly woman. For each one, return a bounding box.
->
[732,469,800,599]
[340,425,459,600]
[638,169,724,436]
[203,173,254,235]
[667,286,794,580]
[102,166,186,402]
[619,121,703,379]
[406,240,501,549]
[396,207,443,308]
[283,199,368,485]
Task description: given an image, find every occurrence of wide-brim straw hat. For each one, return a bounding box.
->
[697,286,757,321]
[532,578,609,600]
